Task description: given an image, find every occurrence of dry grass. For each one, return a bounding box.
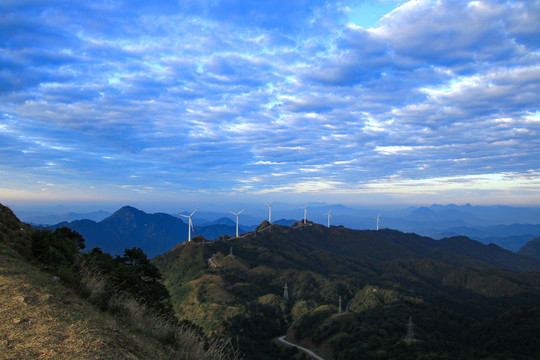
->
[68,253,243,359]
[0,244,170,360]
[171,323,243,360]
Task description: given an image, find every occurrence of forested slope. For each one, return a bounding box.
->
[154,223,540,359]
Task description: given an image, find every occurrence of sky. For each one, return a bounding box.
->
[1,0,540,212]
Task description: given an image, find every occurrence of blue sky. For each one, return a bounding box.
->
[1,0,540,211]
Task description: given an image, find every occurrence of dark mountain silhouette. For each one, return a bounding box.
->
[518,236,540,260]
[53,206,188,257]
[52,206,251,257]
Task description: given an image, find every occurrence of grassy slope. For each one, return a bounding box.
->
[0,243,171,360]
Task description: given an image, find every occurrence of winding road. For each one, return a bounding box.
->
[277,336,326,360]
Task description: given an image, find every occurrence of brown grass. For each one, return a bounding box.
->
[0,244,171,359]
[70,252,243,359]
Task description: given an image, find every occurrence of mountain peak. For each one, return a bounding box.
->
[115,205,143,215]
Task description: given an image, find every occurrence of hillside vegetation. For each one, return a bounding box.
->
[0,243,171,359]
[0,203,241,359]
[154,223,540,359]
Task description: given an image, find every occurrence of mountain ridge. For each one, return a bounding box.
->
[153,222,540,359]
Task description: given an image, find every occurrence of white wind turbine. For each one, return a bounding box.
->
[324,209,333,228]
[264,201,273,223]
[299,203,309,224]
[227,208,245,238]
[176,208,199,242]
[376,214,381,231]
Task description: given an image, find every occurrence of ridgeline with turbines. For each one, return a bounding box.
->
[153,220,540,359]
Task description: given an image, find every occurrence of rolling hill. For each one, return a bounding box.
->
[153,223,540,359]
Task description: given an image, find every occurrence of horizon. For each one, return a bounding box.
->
[6,199,540,228]
[1,0,539,207]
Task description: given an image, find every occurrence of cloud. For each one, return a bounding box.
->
[1,0,539,205]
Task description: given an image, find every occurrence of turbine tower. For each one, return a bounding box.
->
[176,208,199,242]
[227,208,245,238]
[299,203,308,224]
[264,201,273,223]
[376,214,381,231]
[324,209,333,228]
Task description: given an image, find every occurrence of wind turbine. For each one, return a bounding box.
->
[324,209,332,228]
[176,208,199,242]
[299,203,308,224]
[376,214,381,231]
[227,208,245,238]
[264,201,273,223]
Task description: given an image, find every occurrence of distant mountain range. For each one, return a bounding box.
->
[51,206,256,257]
[30,203,540,253]
[49,205,540,258]
[26,210,112,225]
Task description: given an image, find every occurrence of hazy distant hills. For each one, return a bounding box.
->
[33,203,540,253]
[25,210,112,226]
[47,204,540,258]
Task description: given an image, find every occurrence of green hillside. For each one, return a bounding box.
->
[0,203,241,359]
[154,223,540,359]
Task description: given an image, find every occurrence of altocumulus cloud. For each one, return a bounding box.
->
[0,0,539,205]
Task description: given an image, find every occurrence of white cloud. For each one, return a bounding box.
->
[0,0,539,205]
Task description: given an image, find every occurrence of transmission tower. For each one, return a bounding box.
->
[406,316,414,341]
